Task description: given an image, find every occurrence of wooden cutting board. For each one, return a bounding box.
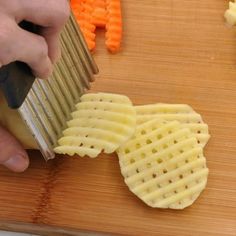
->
[0,1,236,235]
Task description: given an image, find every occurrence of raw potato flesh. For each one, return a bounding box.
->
[135,103,210,147]
[117,119,208,209]
[54,93,136,158]
[0,92,37,149]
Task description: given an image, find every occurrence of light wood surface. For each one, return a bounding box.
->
[1,1,236,235]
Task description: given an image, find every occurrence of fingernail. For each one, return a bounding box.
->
[3,154,29,172]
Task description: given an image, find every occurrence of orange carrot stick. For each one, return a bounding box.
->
[91,0,107,27]
[93,0,106,9]
[71,0,122,53]
[105,0,122,53]
[71,0,96,51]
[92,7,107,27]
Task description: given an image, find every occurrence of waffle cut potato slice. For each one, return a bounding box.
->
[135,104,210,147]
[54,93,136,158]
[117,119,209,209]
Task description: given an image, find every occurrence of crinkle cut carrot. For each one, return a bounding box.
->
[93,0,106,9]
[70,0,80,9]
[71,0,96,50]
[92,7,107,27]
[91,0,107,27]
[105,0,122,53]
[71,0,122,53]
[81,29,96,49]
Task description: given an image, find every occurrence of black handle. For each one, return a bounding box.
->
[0,21,38,109]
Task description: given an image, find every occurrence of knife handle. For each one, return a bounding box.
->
[0,21,37,109]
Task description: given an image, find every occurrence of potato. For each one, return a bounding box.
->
[0,92,38,149]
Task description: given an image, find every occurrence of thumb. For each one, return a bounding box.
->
[0,126,29,172]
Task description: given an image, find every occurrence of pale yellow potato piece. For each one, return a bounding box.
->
[54,93,136,158]
[0,92,37,149]
[135,103,194,115]
[225,1,236,26]
[80,93,132,104]
[54,146,100,158]
[135,103,210,147]
[117,119,208,209]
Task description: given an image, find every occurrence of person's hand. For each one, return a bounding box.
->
[0,0,70,78]
[0,125,29,172]
[0,0,70,172]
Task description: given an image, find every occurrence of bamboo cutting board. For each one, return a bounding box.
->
[0,1,236,235]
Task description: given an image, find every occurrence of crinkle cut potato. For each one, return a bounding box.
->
[54,93,136,158]
[0,92,37,149]
[135,103,210,147]
[117,119,209,209]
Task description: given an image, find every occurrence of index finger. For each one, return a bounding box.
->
[17,0,70,30]
[16,0,70,63]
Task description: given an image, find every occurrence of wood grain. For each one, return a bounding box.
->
[0,0,236,235]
